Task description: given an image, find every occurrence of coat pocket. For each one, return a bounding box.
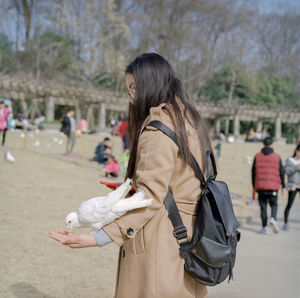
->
[134,228,146,254]
[134,207,163,255]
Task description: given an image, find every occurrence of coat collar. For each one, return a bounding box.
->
[141,103,167,132]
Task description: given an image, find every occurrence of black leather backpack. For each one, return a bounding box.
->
[147,121,241,286]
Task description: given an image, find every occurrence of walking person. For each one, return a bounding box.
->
[283,144,300,230]
[252,136,285,234]
[60,109,76,156]
[0,100,12,146]
[49,53,213,298]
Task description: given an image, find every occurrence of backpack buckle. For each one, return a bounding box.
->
[173,225,188,240]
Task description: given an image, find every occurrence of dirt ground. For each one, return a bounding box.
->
[0,129,297,298]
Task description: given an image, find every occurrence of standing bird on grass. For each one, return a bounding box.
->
[64,178,152,232]
[5,151,15,163]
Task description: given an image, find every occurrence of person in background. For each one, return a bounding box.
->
[0,100,12,146]
[283,144,300,230]
[252,137,285,234]
[119,149,130,176]
[261,128,269,140]
[105,155,119,178]
[92,137,111,164]
[15,113,25,129]
[110,115,117,135]
[213,130,224,160]
[253,131,262,142]
[119,118,130,151]
[60,109,76,156]
[80,119,88,133]
[246,127,256,142]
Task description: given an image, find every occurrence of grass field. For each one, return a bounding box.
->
[0,129,297,298]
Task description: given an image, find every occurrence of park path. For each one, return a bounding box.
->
[208,201,300,298]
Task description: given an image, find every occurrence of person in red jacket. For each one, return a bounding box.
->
[252,137,285,234]
[118,118,130,151]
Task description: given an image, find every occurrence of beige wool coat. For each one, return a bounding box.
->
[103,103,208,298]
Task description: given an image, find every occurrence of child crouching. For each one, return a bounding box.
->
[105,155,119,178]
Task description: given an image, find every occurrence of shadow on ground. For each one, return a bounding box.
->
[10,283,56,298]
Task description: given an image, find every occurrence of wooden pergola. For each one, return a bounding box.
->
[1,75,299,140]
[199,102,300,141]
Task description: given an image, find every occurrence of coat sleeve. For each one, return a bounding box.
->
[285,158,299,175]
[251,156,256,188]
[103,126,178,246]
[279,159,285,188]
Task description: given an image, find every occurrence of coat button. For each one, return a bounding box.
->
[127,228,134,236]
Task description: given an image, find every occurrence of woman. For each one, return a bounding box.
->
[49,53,212,298]
[283,144,300,230]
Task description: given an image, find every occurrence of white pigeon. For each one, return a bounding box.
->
[65,178,153,232]
[58,139,63,145]
[5,151,15,163]
[20,133,25,138]
[52,137,58,143]
[245,156,253,165]
[33,140,40,147]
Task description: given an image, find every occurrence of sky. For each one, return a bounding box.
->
[251,0,300,13]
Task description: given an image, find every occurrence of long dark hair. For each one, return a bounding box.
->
[125,53,212,179]
[292,144,300,157]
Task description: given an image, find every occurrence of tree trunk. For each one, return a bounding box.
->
[228,70,236,104]
[22,0,34,66]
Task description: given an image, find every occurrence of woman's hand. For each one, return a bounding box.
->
[48,231,98,248]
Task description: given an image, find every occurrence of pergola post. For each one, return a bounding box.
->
[75,104,81,127]
[45,96,55,122]
[225,118,230,135]
[87,105,94,129]
[215,118,221,132]
[234,115,240,138]
[256,120,263,132]
[20,99,28,116]
[98,103,106,130]
[275,116,282,141]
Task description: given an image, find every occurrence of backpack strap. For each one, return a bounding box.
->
[164,187,189,242]
[146,120,206,243]
[206,150,217,180]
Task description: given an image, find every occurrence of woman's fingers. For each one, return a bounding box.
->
[48,231,77,244]
[48,231,64,242]
[57,231,72,236]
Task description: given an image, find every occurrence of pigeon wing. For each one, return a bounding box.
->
[78,196,111,224]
